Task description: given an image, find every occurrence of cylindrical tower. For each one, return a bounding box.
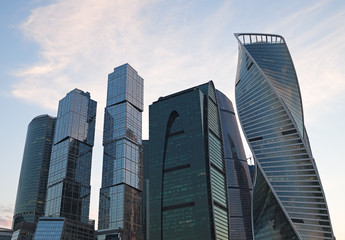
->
[13,114,56,230]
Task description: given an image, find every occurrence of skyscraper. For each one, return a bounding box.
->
[12,115,56,239]
[35,88,97,240]
[142,140,150,240]
[98,64,144,240]
[234,33,334,239]
[147,81,228,240]
[216,90,253,239]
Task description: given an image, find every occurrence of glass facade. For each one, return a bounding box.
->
[147,81,228,240]
[10,222,36,240]
[142,140,150,240]
[235,33,334,239]
[216,90,253,239]
[13,115,56,233]
[34,218,64,240]
[98,64,143,240]
[44,89,96,224]
[34,217,94,240]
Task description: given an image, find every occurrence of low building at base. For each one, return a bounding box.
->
[33,217,95,240]
[0,228,12,240]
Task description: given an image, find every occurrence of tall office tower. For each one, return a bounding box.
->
[35,89,97,240]
[98,64,144,240]
[216,90,253,239]
[148,81,228,240]
[12,115,56,239]
[234,33,334,239]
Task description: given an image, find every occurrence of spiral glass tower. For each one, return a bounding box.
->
[234,33,334,239]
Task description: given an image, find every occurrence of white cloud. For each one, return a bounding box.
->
[12,0,237,133]
[265,0,345,121]
[13,0,152,109]
[12,0,236,227]
[0,204,13,229]
[8,1,345,236]
[7,1,345,235]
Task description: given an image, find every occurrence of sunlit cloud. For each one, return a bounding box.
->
[0,204,13,229]
[13,0,152,111]
[5,1,345,237]
[265,0,345,121]
[12,0,237,227]
[12,0,237,134]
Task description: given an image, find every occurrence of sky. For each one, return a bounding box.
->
[0,0,344,238]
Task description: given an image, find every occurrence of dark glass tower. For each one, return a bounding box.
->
[36,89,96,240]
[12,115,56,232]
[216,90,253,239]
[235,33,334,239]
[142,140,150,240]
[98,64,143,240]
[147,81,228,240]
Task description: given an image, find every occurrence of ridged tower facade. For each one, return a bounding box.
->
[216,90,253,239]
[148,81,229,240]
[234,33,334,239]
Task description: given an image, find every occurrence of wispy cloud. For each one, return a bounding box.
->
[12,0,236,133]
[8,1,345,234]
[0,204,13,228]
[13,0,345,124]
[265,0,345,121]
[13,0,154,110]
[12,1,236,226]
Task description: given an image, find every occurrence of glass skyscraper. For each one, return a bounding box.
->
[142,140,150,240]
[36,88,96,240]
[234,33,334,239]
[216,90,253,240]
[147,81,228,240]
[12,115,56,237]
[98,64,143,240]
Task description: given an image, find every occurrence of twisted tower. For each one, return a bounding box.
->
[234,33,334,239]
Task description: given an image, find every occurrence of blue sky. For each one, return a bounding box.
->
[1,0,344,238]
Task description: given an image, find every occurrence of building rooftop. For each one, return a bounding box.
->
[234,33,285,45]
